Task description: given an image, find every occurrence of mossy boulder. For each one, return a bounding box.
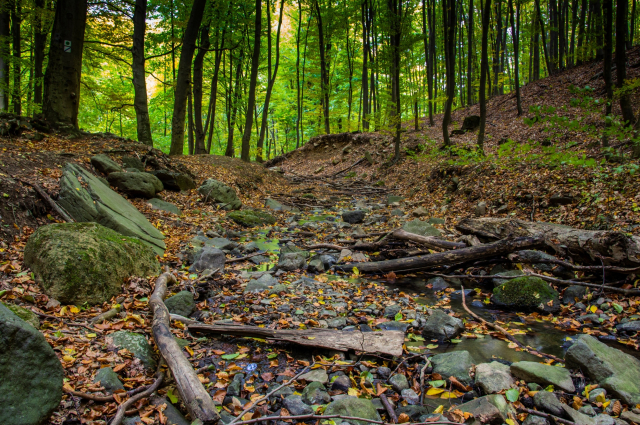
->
[492,276,559,311]
[24,223,160,305]
[165,291,196,317]
[107,171,164,198]
[324,398,381,425]
[1,302,39,328]
[227,210,277,227]
[198,179,242,210]
[110,330,156,369]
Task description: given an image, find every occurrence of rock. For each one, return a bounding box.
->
[475,362,516,394]
[588,388,607,403]
[342,210,366,224]
[94,367,124,394]
[510,362,575,393]
[328,317,347,328]
[377,367,391,379]
[389,374,410,392]
[523,414,551,425]
[1,302,39,328]
[515,250,572,278]
[395,406,430,421]
[431,351,474,386]
[301,381,330,405]
[411,207,429,217]
[376,321,409,332]
[332,375,351,392]
[492,276,559,311]
[278,252,307,271]
[245,274,279,293]
[110,331,156,369]
[324,398,381,425]
[579,405,597,416]
[421,309,464,341]
[57,163,166,254]
[189,246,226,273]
[308,256,325,273]
[299,368,329,384]
[427,277,449,290]
[198,179,242,210]
[147,198,182,215]
[616,321,640,333]
[384,304,402,318]
[165,291,195,317]
[401,389,420,405]
[533,390,564,417]
[283,395,314,415]
[91,154,122,174]
[150,395,190,425]
[0,303,64,425]
[387,195,404,205]
[364,151,374,164]
[461,115,481,131]
[621,411,640,424]
[24,223,159,305]
[265,198,293,212]
[561,404,596,425]
[402,220,442,237]
[491,270,524,287]
[475,201,487,216]
[456,394,514,425]
[227,210,277,227]
[149,169,196,191]
[108,171,164,198]
[121,156,144,171]
[549,193,577,206]
[565,334,640,405]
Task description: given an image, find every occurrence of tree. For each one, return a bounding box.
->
[132,0,152,145]
[33,0,48,111]
[314,0,330,134]
[43,0,88,126]
[466,0,474,105]
[240,0,261,162]
[169,0,207,156]
[11,0,21,115]
[0,3,8,111]
[477,0,491,152]
[441,0,457,147]
[508,0,522,115]
[616,0,635,126]
[193,23,210,154]
[387,0,402,161]
[602,0,612,146]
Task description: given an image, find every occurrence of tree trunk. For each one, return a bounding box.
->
[534,0,552,76]
[226,47,244,157]
[492,0,502,96]
[11,0,21,115]
[42,0,87,127]
[187,90,194,155]
[168,0,206,156]
[33,0,46,111]
[387,0,402,161]
[296,0,302,146]
[240,0,261,162]
[362,0,370,131]
[206,28,225,154]
[314,0,330,134]
[467,0,474,105]
[193,24,210,154]
[508,0,521,115]
[441,0,456,147]
[569,0,578,67]
[477,0,491,151]
[576,0,586,64]
[602,0,612,147]
[0,6,8,111]
[132,0,153,145]
[616,0,635,126]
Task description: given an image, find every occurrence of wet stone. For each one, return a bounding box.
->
[388,373,409,393]
[301,381,330,405]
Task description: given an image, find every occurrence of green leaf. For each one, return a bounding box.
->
[167,388,179,404]
[138,297,148,302]
[545,385,555,392]
[221,353,240,360]
[429,380,446,388]
[394,311,403,321]
[450,338,462,343]
[612,303,623,314]
[505,388,520,403]
[267,353,278,359]
[0,290,7,298]
[426,344,439,349]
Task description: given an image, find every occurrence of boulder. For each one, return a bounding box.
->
[165,291,196,317]
[510,362,575,393]
[121,156,145,171]
[411,207,429,217]
[533,390,564,417]
[24,223,159,305]
[1,302,39,328]
[323,398,381,425]
[244,274,279,293]
[189,246,226,273]
[278,252,308,271]
[461,115,481,131]
[57,163,166,254]
[422,309,464,340]
[107,171,164,198]
[402,220,442,237]
[565,334,640,405]
[475,361,516,394]
[149,169,196,191]
[492,276,559,311]
[342,210,366,224]
[430,351,474,385]
[563,285,587,304]
[94,367,124,394]
[110,331,156,369]
[283,395,314,415]
[198,179,241,210]
[227,210,277,227]
[147,198,182,215]
[91,154,122,175]
[0,303,64,425]
[150,395,190,425]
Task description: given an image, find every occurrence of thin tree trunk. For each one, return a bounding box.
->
[616,0,635,125]
[11,0,21,115]
[33,0,46,111]
[602,0,612,147]
[226,47,244,157]
[295,0,302,147]
[576,0,586,64]
[132,0,153,145]
[478,0,491,152]
[467,0,474,105]
[362,0,370,131]
[492,0,502,96]
[206,30,224,154]
[240,0,261,162]
[193,24,210,154]
[534,0,552,76]
[0,6,8,111]
[188,90,194,155]
[569,0,578,67]
[314,0,330,134]
[427,0,435,126]
[508,0,521,115]
[388,0,402,161]
[442,0,456,147]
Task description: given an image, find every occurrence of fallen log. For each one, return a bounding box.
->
[456,218,640,266]
[187,323,404,357]
[333,237,542,274]
[391,229,467,250]
[150,272,219,424]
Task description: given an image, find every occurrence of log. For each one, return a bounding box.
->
[150,273,219,424]
[456,218,640,266]
[333,236,542,274]
[187,323,404,357]
[391,229,467,250]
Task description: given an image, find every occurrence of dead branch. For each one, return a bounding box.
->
[226,414,459,425]
[379,393,398,424]
[109,367,164,425]
[18,179,74,222]
[517,407,577,425]
[65,382,153,403]
[226,252,264,264]
[391,229,467,250]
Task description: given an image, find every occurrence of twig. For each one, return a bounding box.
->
[18,179,75,222]
[29,308,102,333]
[460,285,564,363]
[418,356,431,405]
[517,407,577,425]
[379,393,398,424]
[109,368,164,425]
[228,414,459,425]
[66,383,152,402]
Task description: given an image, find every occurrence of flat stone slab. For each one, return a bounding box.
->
[510,361,575,393]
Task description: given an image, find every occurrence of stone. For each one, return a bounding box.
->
[384,304,402,318]
[493,276,560,311]
[57,163,166,254]
[24,223,159,305]
[91,154,122,174]
[94,367,124,394]
[301,381,330,405]
[421,309,464,340]
[549,194,577,206]
[621,411,640,424]
[387,195,404,205]
[1,302,39,328]
[198,179,242,210]
[515,250,572,278]
[308,257,325,273]
[0,303,64,425]
[533,390,564,417]
[278,252,307,271]
[395,406,430,421]
[430,351,474,385]
[401,389,419,405]
[245,274,279,293]
[376,321,409,332]
[588,388,607,403]
[491,270,524,287]
[283,395,314,415]
[332,375,351,392]
[149,169,196,191]
[147,198,182,215]
[474,201,487,216]
[323,398,381,425]
[110,331,156,369]
[411,207,429,217]
[189,247,226,273]
[456,394,514,425]
[108,171,164,198]
[328,317,347,328]
[510,362,575,393]
[565,334,640,405]
[121,156,144,171]
[388,374,410,392]
[461,115,481,131]
[150,395,190,425]
[227,210,277,227]
[165,291,195,317]
[265,198,293,212]
[402,219,442,237]
[561,404,596,425]
[475,361,516,394]
[523,414,551,425]
[342,210,366,224]
[579,405,597,416]
[616,321,640,333]
[427,276,449,290]
[377,367,391,379]
[299,368,329,384]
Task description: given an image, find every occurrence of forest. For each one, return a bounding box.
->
[1,0,639,160]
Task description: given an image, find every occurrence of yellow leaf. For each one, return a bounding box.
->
[86,333,97,338]
[590,305,598,313]
[348,388,360,396]
[603,400,611,408]
[185,346,194,356]
[69,306,80,314]
[63,355,75,362]
[307,337,316,340]
[426,388,445,396]
[596,393,606,403]
[506,420,516,425]
[440,391,457,399]
[433,405,444,414]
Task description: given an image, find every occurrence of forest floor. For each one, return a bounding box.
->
[0,49,640,425]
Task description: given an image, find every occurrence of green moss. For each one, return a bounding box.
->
[493,276,559,309]
[227,210,277,227]
[1,302,40,328]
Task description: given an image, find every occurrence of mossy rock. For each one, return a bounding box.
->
[1,302,39,328]
[493,276,559,311]
[227,210,276,227]
[24,223,160,305]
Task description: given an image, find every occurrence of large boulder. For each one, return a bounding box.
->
[227,210,276,227]
[107,172,164,198]
[57,163,166,254]
[510,361,575,393]
[91,154,122,175]
[461,115,481,131]
[430,351,475,385]
[565,334,640,405]
[1,302,39,328]
[323,398,381,425]
[492,276,559,311]
[0,303,64,425]
[475,361,516,394]
[198,179,241,210]
[421,309,464,341]
[121,156,145,171]
[149,169,196,192]
[24,223,160,305]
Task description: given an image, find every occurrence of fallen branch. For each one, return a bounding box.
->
[379,393,398,424]
[29,308,101,333]
[517,407,576,425]
[18,179,75,223]
[90,305,122,324]
[460,285,564,363]
[391,229,467,251]
[150,272,219,424]
[226,252,264,264]
[109,367,164,425]
[66,382,153,402]
[512,254,640,274]
[227,414,459,425]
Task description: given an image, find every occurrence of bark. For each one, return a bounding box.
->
[42,0,88,127]
[616,0,636,126]
[508,0,521,115]
[362,0,371,131]
[441,0,456,147]
[391,229,467,250]
[33,0,46,109]
[0,5,8,111]
[11,0,21,115]
[168,0,206,156]
[492,0,502,96]
[602,0,612,146]
[388,0,401,160]
[206,29,225,154]
[150,273,219,424]
[314,0,330,134]
[132,0,152,145]
[296,1,302,146]
[477,0,491,151]
[240,0,261,162]
[576,0,586,64]
[226,47,244,157]
[456,218,640,266]
[193,24,210,154]
[467,0,474,105]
